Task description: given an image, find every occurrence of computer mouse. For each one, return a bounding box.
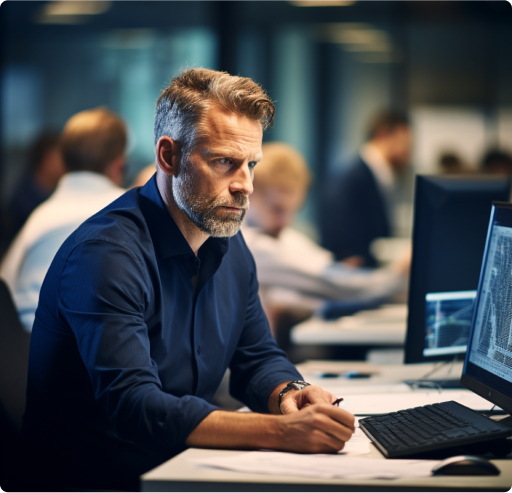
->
[431,455,500,476]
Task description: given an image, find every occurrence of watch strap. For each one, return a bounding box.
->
[278,380,311,414]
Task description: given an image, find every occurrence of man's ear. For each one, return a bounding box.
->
[156,136,180,176]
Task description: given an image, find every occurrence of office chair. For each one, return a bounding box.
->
[0,278,31,490]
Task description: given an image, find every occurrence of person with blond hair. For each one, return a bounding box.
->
[243,142,408,331]
[0,107,127,331]
[23,69,355,491]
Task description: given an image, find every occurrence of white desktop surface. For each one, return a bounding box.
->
[291,304,407,346]
[141,361,512,491]
[141,446,512,492]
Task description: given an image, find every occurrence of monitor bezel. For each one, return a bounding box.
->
[461,201,512,416]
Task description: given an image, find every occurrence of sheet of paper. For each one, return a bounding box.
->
[190,452,437,480]
[338,425,370,455]
[340,389,493,415]
[308,382,411,396]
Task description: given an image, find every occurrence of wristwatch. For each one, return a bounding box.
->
[278,380,311,414]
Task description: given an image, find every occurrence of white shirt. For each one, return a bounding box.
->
[0,172,125,331]
[242,224,406,311]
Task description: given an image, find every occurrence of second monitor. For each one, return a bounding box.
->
[405,175,511,366]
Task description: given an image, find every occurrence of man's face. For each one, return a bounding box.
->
[250,186,306,238]
[173,106,263,237]
[387,125,412,172]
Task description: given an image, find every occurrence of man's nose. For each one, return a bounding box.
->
[230,164,254,196]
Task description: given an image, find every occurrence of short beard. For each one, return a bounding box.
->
[173,165,249,238]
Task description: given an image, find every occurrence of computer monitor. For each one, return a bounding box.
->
[405,175,511,365]
[462,202,512,417]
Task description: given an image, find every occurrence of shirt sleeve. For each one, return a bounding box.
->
[59,240,218,453]
[228,250,302,413]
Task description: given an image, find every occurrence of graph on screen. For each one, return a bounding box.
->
[469,225,512,383]
[423,291,476,357]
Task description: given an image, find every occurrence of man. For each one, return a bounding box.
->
[0,107,126,331]
[319,110,412,267]
[243,142,408,333]
[23,69,355,491]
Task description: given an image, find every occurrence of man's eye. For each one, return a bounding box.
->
[218,158,232,165]
[248,162,258,169]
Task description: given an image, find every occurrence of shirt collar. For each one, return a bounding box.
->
[360,143,395,190]
[138,175,229,260]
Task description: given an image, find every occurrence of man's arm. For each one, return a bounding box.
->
[187,377,354,453]
[186,403,355,454]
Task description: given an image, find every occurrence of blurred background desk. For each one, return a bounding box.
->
[290,304,407,361]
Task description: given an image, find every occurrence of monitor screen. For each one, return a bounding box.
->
[462,202,512,415]
[405,175,511,364]
[423,290,476,358]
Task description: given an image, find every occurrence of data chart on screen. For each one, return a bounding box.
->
[469,224,512,384]
[423,291,476,358]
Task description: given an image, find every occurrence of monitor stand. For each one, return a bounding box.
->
[403,378,463,389]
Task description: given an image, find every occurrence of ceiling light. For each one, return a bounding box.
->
[318,22,396,56]
[35,1,111,24]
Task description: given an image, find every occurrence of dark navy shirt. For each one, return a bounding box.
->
[24,175,301,488]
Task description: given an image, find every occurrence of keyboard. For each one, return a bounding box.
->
[358,400,512,458]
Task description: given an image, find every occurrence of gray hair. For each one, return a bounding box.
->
[154,68,275,160]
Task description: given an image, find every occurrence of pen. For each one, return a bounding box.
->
[332,397,343,407]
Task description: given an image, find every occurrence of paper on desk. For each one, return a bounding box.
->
[337,426,370,455]
[308,383,411,396]
[190,452,437,480]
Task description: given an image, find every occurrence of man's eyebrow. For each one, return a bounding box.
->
[203,147,262,162]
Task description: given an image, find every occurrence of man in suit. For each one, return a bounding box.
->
[319,110,411,267]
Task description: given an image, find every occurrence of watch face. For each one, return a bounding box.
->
[291,381,307,390]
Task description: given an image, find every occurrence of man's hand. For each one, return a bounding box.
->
[276,403,355,453]
[279,384,338,414]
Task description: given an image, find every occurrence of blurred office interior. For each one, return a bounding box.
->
[1,0,512,245]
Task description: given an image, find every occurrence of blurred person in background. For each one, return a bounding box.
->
[438,151,469,174]
[243,142,409,342]
[480,148,512,175]
[0,107,126,331]
[319,109,412,268]
[2,131,65,249]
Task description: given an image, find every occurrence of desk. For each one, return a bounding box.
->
[140,360,512,492]
[291,304,407,347]
[141,446,512,491]
[296,359,462,387]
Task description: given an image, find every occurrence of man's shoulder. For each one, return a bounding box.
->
[64,188,149,256]
[327,157,371,191]
[341,156,371,179]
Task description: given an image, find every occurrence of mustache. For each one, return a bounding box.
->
[216,194,250,210]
